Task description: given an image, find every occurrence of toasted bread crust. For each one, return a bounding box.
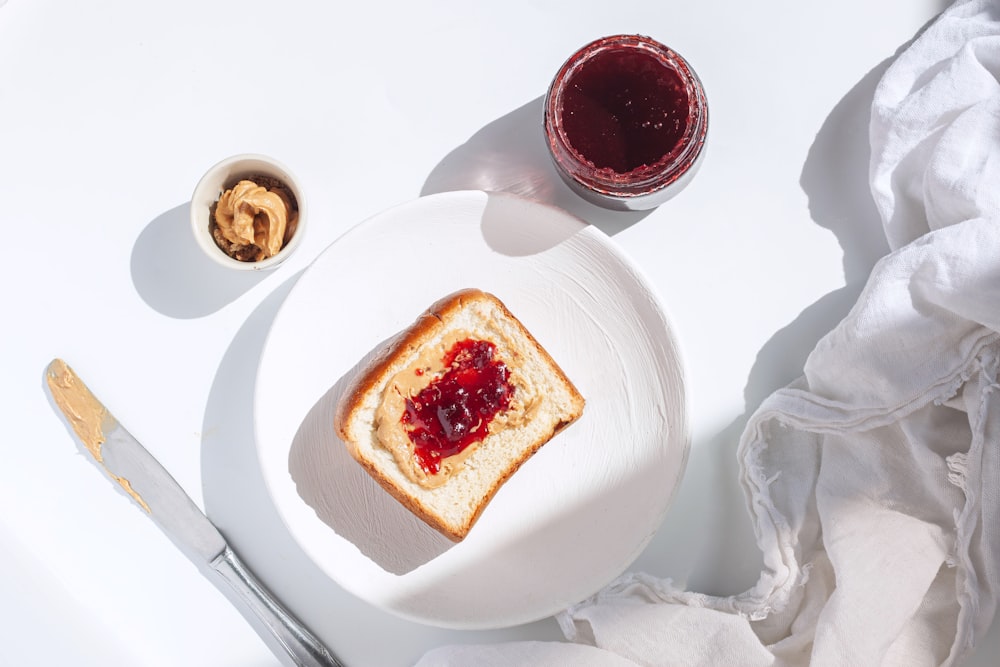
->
[349,448,470,541]
[334,288,584,541]
[333,289,482,441]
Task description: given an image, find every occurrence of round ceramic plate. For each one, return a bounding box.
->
[254,190,689,629]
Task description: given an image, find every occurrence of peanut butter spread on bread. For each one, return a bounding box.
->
[375,329,539,489]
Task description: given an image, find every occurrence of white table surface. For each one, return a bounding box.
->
[2,1,998,665]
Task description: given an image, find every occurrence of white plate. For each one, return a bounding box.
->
[255,190,689,629]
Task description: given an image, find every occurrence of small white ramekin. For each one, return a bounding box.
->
[191,153,306,271]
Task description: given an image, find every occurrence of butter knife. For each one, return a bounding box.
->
[45,359,343,667]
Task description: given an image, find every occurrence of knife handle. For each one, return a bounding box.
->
[211,546,345,667]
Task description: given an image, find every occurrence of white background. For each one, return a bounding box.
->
[1,1,996,665]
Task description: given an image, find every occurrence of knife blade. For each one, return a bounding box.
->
[45,358,344,667]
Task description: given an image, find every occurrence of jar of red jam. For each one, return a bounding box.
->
[544,34,708,210]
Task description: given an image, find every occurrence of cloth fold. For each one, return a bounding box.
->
[418,0,1000,664]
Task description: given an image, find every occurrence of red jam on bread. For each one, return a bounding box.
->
[403,339,515,475]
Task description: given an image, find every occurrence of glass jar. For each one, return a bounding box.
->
[544,34,709,211]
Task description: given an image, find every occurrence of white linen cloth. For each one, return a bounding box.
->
[417,0,1000,664]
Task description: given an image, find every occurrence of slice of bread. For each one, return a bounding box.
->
[334,288,585,542]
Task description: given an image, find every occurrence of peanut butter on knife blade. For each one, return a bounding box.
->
[46,359,151,512]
